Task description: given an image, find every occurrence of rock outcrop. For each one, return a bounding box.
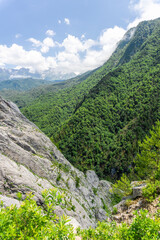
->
[0,96,112,228]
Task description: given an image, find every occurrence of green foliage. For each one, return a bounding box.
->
[16,192,22,201]
[2,18,160,180]
[0,189,75,239]
[125,199,133,208]
[92,187,98,195]
[134,121,160,180]
[111,174,132,199]
[78,210,160,239]
[142,180,160,202]
[53,19,160,179]
[112,207,118,215]
[75,176,80,188]
[56,173,62,182]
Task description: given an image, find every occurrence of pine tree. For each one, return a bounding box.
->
[135,121,160,179]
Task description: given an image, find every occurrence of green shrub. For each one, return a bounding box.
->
[56,173,61,182]
[142,180,160,202]
[93,187,98,195]
[0,189,75,240]
[111,174,132,200]
[112,207,118,215]
[78,209,160,240]
[75,176,80,188]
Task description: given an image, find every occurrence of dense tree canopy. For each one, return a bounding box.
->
[1,18,160,180]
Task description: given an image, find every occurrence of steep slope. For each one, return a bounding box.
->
[0,96,113,228]
[1,26,133,137]
[54,18,160,179]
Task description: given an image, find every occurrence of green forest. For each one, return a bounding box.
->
[0,18,160,240]
[1,123,160,239]
[1,18,160,180]
[3,18,158,180]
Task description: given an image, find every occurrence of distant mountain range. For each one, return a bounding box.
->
[0,67,76,82]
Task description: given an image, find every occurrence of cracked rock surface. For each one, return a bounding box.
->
[0,96,112,228]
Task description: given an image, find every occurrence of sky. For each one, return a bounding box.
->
[0,0,160,76]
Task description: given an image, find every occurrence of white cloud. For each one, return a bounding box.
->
[61,35,85,53]
[2,0,160,76]
[0,26,125,75]
[41,37,55,53]
[83,26,126,70]
[0,44,57,73]
[128,0,160,28]
[46,29,55,36]
[53,26,125,74]
[28,37,55,53]
[28,38,42,47]
[64,18,70,25]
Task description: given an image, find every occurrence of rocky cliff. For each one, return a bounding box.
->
[0,96,112,228]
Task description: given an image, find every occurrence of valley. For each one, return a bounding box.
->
[0,17,160,239]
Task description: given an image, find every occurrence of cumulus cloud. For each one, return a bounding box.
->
[61,35,85,53]
[2,0,160,76]
[28,38,42,47]
[64,18,70,25]
[53,26,125,74]
[83,26,126,70]
[41,37,55,53]
[46,29,55,36]
[28,37,55,53]
[128,0,160,28]
[0,27,125,75]
[0,44,57,73]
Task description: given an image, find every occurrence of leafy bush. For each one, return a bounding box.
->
[134,121,160,180]
[0,189,75,240]
[142,180,160,202]
[111,174,132,200]
[78,210,160,240]
[75,176,80,188]
[112,207,118,215]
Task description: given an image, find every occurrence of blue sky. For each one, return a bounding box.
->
[0,0,160,75]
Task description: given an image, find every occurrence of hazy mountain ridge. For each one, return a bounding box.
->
[0,67,77,82]
[0,78,52,91]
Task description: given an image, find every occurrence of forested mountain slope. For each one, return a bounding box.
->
[54,18,160,179]
[2,24,134,137]
[2,18,160,180]
[0,70,96,107]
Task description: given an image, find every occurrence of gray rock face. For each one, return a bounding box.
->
[132,184,146,199]
[0,195,21,208]
[0,96,112,228]
[86,170,99,188]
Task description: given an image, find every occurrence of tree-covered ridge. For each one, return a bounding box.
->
[54,18,160,180]
[1,18,160,180]
[12,25,132,137]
